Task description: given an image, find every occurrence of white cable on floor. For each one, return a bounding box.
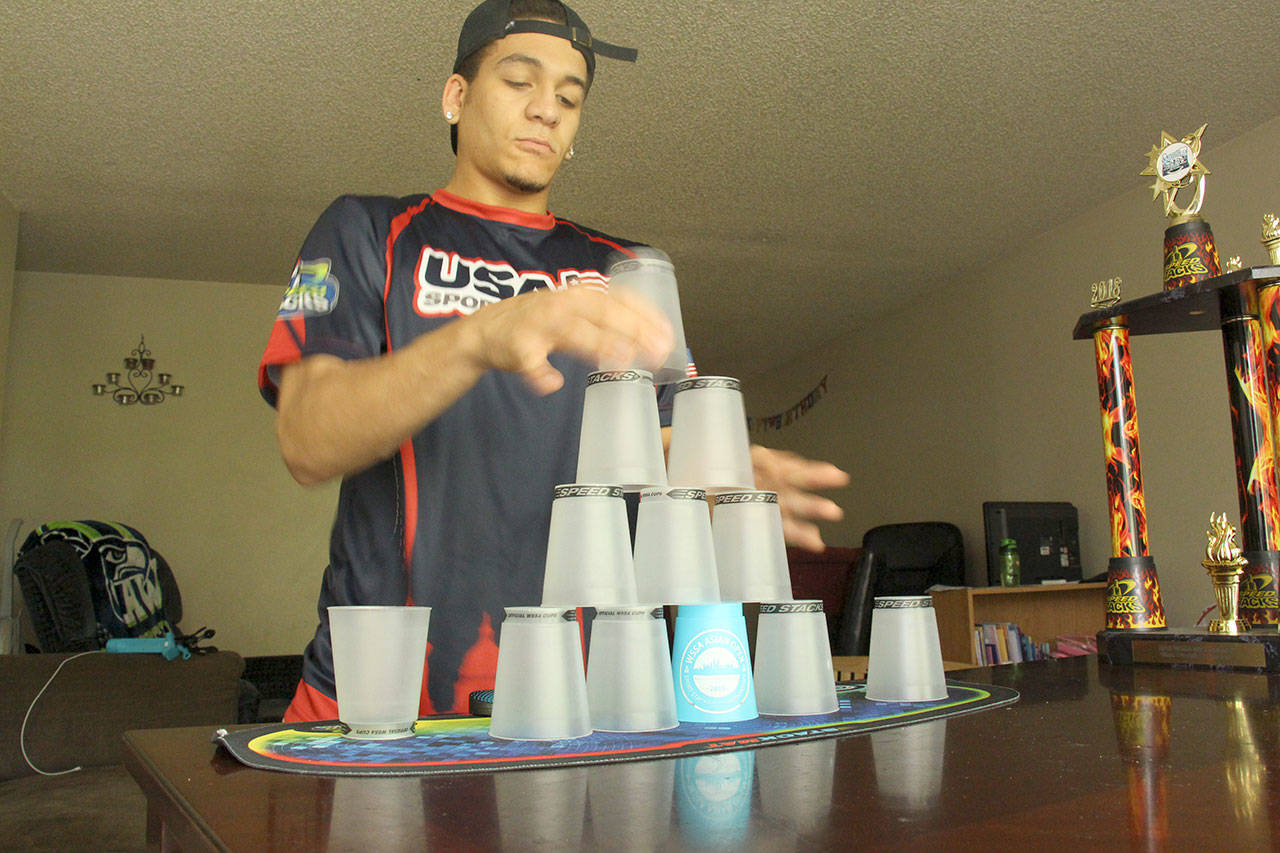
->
[19,650,102,776]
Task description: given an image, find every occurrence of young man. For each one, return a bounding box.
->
[259,0,848,721]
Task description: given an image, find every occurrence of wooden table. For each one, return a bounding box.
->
[124,657,1280,850]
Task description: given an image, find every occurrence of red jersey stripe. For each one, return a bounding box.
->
[554,218,637,257]
[383,197,434,585]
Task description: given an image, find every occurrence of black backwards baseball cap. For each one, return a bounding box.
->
[450,0,637,152]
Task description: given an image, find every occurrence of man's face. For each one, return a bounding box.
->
[453,31,588,196]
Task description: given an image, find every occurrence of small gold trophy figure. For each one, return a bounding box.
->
[1262,213,1280,265]
[1202,513,1251,635]
[1141,124,1221,289]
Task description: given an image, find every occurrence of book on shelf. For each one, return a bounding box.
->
[971,621,1056,665]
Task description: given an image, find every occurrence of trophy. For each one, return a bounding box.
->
[1140,124,1221,289]
[1263,214,1280,265]
[1201,513,1250,635]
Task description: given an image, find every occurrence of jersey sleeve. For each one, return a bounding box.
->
[258,195,395,406]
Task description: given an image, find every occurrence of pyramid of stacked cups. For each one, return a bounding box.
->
[488,253,839,741]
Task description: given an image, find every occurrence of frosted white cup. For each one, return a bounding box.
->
[606,250,689,386]
[633,487,721,604]
[864,596,949,702]
[576,370,668,490]
[711,491,793,602]
[542,484,638,607]
[753,601,839,715]
[587,605,678,732]
[490,606,592,740]
[327,605,431,739]
[666,377,754,491]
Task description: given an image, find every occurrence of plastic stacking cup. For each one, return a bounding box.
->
[587,605,678,732]
[753,601,839,716]
[576,370,668,490]
[542,484,638,607]
[711,491,793,602]
[490,606,592,740]
[327,605,431,739]
[666,377,754,491]
[670,602,758,723]
[864,596,949,703]
[606,250,689,386]
[633,488,721,604]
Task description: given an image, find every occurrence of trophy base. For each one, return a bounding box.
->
[1207,618,1250,635]
[1098,627,1280,672]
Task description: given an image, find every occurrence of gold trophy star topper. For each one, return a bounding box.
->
[1141,124,1210,220]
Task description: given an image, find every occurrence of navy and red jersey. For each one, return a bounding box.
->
[259,189,675,716]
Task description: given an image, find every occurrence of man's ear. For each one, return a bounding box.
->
[442,74,467,121]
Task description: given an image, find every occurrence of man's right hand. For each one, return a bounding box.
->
[460,285,675,395]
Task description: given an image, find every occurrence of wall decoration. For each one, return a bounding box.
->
[91,335,184,406]
[747,375,828,433]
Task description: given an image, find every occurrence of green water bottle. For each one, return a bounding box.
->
[999,538,1021,587]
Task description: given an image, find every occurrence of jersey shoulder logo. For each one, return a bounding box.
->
[278,258,340,317]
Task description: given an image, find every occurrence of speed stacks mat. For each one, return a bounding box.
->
[215,681,1017,777]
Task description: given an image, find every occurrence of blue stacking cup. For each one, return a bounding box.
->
[670,602,758,723]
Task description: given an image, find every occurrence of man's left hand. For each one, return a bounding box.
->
[750,445,850,553]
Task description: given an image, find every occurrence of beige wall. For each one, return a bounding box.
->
[742,112,1280,628]
[0,194,16,448]
[0,272,337,655]
[0,194,17,653]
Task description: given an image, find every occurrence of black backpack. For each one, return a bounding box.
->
[15,521,183,652]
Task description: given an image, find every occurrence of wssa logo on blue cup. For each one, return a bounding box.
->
[672,604,758,723]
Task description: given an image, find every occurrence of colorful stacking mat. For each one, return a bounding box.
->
[215,681,1017,777]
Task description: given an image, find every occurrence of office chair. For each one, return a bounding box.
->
[832,548,877,655]
[861,522,965,598]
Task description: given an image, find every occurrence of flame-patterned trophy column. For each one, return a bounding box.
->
[1244,214,1280,627]
[1094,320,1166,629]
[1218,284,1280,553]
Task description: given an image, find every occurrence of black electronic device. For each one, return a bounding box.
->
[982,501,1083,585]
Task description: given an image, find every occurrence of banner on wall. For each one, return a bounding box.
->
[746,375,828,433]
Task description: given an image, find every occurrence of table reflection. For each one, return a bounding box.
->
[1102,662,1280,851]
[1109,690,1170,851]
[1225,698,1275,848]
[756,738,836,834]
[496,765,589,848]
[871,719,947,813]
[586,758,675,849]
[674,750,755,846]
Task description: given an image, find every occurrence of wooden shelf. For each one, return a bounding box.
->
[930,583,1108,665]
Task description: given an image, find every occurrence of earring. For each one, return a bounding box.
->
[445,111,455,121]
[566,145,575,160]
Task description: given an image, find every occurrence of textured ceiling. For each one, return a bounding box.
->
[3,0,1279,374]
